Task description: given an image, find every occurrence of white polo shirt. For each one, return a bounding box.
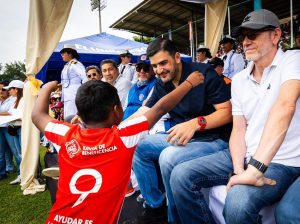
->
[231,49,300,167]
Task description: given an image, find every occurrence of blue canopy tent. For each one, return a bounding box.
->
[36,32,192,83]
[36,32,148,83]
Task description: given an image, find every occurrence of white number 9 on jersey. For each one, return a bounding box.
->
[69,169,102,208]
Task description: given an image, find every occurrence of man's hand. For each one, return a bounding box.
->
[186,71,205,88]
[166,119,199,145]
[226,165,276,191]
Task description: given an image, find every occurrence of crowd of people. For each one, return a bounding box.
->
[1,8,300,224]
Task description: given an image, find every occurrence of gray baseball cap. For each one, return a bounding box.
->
[231,9,280,38]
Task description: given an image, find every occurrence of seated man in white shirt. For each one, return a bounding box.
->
[101,59,132,108]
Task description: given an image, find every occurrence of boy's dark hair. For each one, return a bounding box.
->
[75,80,121,124]
[100,59,118,70]
[146,37,178,58]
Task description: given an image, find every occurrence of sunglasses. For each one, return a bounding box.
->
[87,73,98,78]
[136,64,150,73]
[238,27,275,42]
[1,88,7,91]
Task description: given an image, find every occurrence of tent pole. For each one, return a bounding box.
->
[99,0,102,33]
[290,0,294,48]
[227,7,231,36]
[254,0,262,10]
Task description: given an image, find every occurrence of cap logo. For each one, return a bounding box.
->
[140,55,147,61]
[243,15,251,23]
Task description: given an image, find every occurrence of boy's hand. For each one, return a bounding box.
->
[70,115,83,124]
[186,71,204,88]
[43,81,58,91]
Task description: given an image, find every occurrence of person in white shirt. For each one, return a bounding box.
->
[196,45,212,63]
[101,59,132,108]
[0,80,24,185]
[0,81,16,180]
[118,50,137,83]
[60,44,87,120]
[165,9,300,224]
[220,36,245,79]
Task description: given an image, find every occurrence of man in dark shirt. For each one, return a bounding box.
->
[129,38,232,223]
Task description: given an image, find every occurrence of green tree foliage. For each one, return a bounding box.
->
[0,61,26,82]
[133,35,154,44]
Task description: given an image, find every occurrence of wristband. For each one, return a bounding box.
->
[185,79,194,88]
[248,157,268,173]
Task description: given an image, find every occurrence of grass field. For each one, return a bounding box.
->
[0,147,52,224]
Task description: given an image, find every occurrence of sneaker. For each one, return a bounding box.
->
[23,181,46,195]
[122,204,167,224]
[125,187,136,197]
[9,175,21,185]
[42,167,60,179]
[136,194,145,203]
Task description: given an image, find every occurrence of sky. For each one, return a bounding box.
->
[0,0,142,65]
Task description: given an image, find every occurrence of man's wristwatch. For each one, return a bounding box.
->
[197,116,207,131]
[248,157,268,173]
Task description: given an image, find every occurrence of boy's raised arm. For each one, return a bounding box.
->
[145,71,204,129]
[32,81,58,133]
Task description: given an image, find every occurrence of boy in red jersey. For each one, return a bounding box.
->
[32,72,203,224]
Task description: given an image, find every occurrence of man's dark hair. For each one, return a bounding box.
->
[100,59,118,70]
[146,37,178,58]
[86,65,101,74]
[208,57,224,68]
[75,80,121,124]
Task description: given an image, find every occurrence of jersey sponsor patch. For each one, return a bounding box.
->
[65,139,82,158]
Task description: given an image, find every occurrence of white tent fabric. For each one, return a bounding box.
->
[205,0,228,56]
[21,0,73,193]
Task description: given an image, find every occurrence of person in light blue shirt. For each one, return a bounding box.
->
[220,36,245,79]
[123,55,156,120]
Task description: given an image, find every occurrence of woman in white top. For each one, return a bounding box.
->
[0,80,24,184]
[196,45,212,63]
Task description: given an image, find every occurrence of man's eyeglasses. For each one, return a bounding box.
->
[1,88,7,91]
[238,27,276,42]
[87,73,98,78]
[136,64,150,73]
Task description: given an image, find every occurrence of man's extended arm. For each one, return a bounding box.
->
[145,71,204,129]
[227,80,300,190]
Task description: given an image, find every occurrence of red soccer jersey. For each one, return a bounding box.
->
[44,116,149,224]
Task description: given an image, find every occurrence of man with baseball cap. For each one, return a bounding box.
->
[118,50,137,83]
[60,44,87,119]
[219,35,245,79]
[166,9,300,224]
